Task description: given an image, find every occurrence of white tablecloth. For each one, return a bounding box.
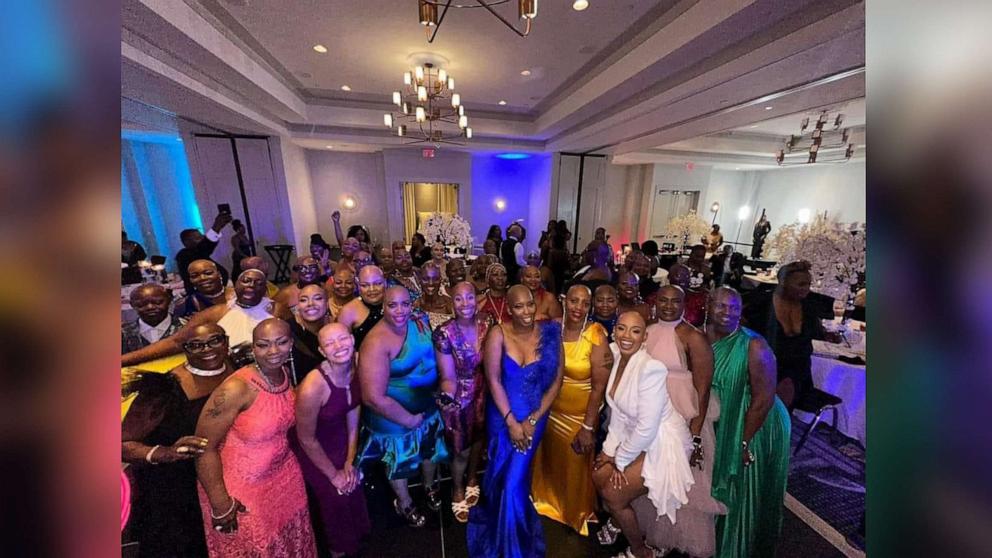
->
[795,355,866,446]
[742,272,778,288]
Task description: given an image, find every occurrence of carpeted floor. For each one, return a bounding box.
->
[787,416,866,553]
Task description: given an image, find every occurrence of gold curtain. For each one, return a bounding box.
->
[438,183,458,214]
[403,182,417,241]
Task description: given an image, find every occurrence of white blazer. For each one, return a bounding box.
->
[603,344,694,522]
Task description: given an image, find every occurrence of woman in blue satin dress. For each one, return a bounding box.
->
[468,285,564,558]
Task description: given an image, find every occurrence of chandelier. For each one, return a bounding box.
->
[775,110,855,165]
[417,0,538,43]
[383,63,471,147]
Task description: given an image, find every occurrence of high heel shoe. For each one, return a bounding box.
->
[393,498,426,528]
[597,518,621,545]
[425,482,442,511]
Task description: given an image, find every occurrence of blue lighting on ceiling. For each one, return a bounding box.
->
[496,153,531,160]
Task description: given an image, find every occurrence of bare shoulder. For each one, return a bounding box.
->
[678,322,709,346]
[297,368,329,403]
[748,334,775,362]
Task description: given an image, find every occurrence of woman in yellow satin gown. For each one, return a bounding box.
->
[532,284,612,535]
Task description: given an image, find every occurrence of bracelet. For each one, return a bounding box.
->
[580,422,594,432]
[145,445,162,464]
[211,497,238,520]
[503,409,513,423]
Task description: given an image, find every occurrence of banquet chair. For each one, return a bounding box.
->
[792,387,843,455]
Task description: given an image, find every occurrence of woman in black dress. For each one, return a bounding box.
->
[742,261,829,408]
[122,323,233,557]
[290,284,334,385]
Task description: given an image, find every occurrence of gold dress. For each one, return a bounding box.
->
[531,321,607,535]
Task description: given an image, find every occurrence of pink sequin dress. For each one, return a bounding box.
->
[198,367,317,557]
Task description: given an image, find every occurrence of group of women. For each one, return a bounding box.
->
[122,229,793,558]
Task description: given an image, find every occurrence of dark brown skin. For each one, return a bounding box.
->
[121,270,291,366]
[560,285,610,454]
[591,311,652,558]
[446,258,467,287]
[416,263,453,315]
[521,265,561,320]
[129,283,173,327]
[122,323,232,466]
[652,285,714,467]
[616,270,651,323]
[335,265,386,333]
[483,285,564,454]
[705,288,778,465]
[195,318,293,534]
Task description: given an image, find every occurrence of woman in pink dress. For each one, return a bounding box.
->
[639,285,726,557]
[195,318,316,557]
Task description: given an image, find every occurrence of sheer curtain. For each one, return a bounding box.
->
[403,182,460,240]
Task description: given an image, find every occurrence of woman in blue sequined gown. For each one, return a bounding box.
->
[468,285,564,558]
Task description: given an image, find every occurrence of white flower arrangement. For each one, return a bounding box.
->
[665,210,711,248]
[765,214,866,299]
[418,212,473,250]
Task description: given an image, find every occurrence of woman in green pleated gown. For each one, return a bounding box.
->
[706,287,790,558]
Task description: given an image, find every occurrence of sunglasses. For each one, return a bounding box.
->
[183,335,228,352]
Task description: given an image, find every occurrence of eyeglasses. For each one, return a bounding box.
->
[293,264,320,272]
[183,335,228,352]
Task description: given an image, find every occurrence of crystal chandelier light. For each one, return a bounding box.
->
[417,0,538,43]
[384,62,471,147]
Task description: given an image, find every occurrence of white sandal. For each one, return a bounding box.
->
[464,485,481,507]
[451,499,470,523]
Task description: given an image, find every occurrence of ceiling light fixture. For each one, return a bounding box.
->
[341,85,352,91]
[520,69,532,76]
[572,0,589,10]
[313,44,328,53]
[498,100,507,105]
[418,0,538,43]
[775,109,855,166]
[764,106,773,110]
[325,145,334,149]
[384,62,470,147]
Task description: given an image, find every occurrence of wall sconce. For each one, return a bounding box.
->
[494,198,507,212]
[342,195,358,210]
[797,208,811,223]
[710,202,720,224]
[737,205,751,220]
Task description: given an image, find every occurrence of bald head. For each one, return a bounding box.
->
[384,285,410,302]
[358,264,384,283]
[253,317,290,341]
[618,310,647,328]
[655,284,685,322]
[668,263,691,289]
[507,284,533,303]
[190,322,225,338]
[129,282,169,304]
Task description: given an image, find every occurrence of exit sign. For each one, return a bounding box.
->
[422,148,436,159]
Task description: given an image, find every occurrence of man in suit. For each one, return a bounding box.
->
[175,212,232,294]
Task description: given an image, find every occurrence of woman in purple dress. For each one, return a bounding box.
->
[293,322,370,557]
[433,281,492,523]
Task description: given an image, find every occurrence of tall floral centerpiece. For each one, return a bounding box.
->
[419,212,474,252]
[765,214,866,299]
[665,210,711,250]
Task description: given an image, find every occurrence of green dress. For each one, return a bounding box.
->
[711,328,790,558]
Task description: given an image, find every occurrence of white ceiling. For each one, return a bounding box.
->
[208,0,659,111]
[121,0,866,160]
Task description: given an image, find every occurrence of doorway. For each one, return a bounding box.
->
[402,182,460,241]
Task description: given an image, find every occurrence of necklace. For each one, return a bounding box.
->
[561,316,588,360]
[184,362,227,377]
[488,294,507,324]
[252,363,287,392]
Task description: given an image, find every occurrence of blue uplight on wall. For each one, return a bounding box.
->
[496,153,531,160]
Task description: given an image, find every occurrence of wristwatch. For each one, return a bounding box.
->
[527,415,538,426]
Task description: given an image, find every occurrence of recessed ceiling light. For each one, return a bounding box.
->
[313,44,328,53]
[520,69,532,76]
[750,125,758,128]
[340,85,351,91]
[572,0,589,10]
[325,145,334,149]
[764,106,773,110]
[498,100,507,105]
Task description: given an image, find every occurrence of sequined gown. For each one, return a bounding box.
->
[710,328,790,558]
[531,322,607,535]
[468,321,562,558]
[432,315,491,453]
[198,367,316,557]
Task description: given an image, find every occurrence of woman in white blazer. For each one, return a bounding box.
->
[593,311,695,558]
